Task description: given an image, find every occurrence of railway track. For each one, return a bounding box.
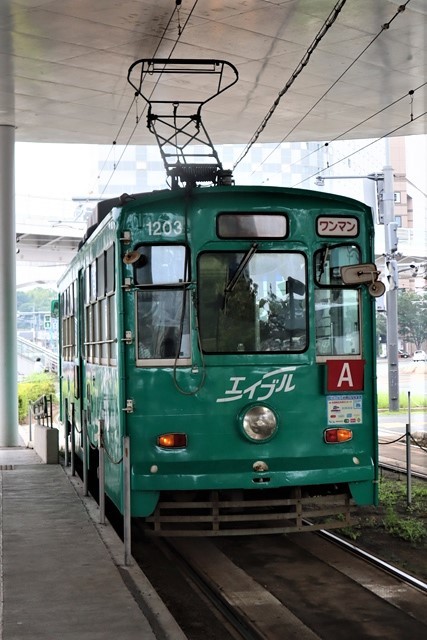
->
[379,437,426,480]
[132,527,427,640]
[379,461,427,481]
[317,528,427,592]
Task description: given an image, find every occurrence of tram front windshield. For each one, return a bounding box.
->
[198,251,307,353]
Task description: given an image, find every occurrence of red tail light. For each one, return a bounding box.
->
[324,428,353,443]
[157,433,187,448]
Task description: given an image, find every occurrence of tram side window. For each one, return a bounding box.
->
[198,251,307,353]
[84,244,116,366]
[61,282,76,362]
[105,244,116,362]
[135,245,191,364]
[314,244,361,357]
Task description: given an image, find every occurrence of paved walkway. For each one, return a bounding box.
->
[0,443,186,640]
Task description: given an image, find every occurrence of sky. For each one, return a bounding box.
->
[14,135,427,287]
[16,141,107,194]
[15,143,100,287]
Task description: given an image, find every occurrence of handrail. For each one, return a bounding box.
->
[29,394,54,441]
[17,336,58,373]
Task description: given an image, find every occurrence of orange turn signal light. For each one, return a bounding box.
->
[324,428,353,444]
[157,433,187,448]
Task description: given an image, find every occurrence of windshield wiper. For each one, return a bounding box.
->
[224,243,258,295]
[317,244,330,282]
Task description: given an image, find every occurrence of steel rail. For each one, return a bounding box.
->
[318,528,427,593]
[157,537,264,640]
[379,461,427,481]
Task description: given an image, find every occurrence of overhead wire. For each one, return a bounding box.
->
[291,109,427,188]
[289,84,426,185]
[234,0,413,175]
[89,0,200,199]
[95,5,179,196]
[232,0,349,171]
[285,82,426,176]
[91,103,144,200]
[405,177,427,200]
[105,1,200,191]
[90,0,417,198]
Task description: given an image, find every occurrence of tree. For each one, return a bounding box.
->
[17,287,58,333]
[397,290,427,349]
[16,287,57,314]
[375,310,387,355]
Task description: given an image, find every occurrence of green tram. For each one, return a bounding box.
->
[56,60,382,535]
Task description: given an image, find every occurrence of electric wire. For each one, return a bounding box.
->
[234,0,413,175]
[405,177,427,200]
[87,0,419,200]
[99,0,200,197]
[291,109,427,188]
[232,0,349,171]
[283,82,426,177]
[91,0,417,196]
[96,7,178,196]
[85,0,182,199]
[327,85,425,146]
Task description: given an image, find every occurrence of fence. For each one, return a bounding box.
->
[17,336,58,374]
[28,394,54,441]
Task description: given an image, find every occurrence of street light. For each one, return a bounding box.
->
[315,167,399,411]
[314,173,383,188]
[314,173,384,219]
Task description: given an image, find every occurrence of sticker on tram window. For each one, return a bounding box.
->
[217,213,288,238]
[144,216,184,238]
[317,216,359,237]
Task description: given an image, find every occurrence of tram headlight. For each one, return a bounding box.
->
[241,406,277,441]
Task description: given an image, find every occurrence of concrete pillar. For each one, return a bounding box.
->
[0,1,19,444]
[0,125,19,445]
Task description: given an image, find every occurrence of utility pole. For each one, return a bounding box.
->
[382,164,399,411]
[314,164,400,411]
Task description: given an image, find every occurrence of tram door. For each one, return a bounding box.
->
[60,274,83,470]
[69,271,85,470]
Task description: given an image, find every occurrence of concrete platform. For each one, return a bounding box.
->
[0,444,187,640]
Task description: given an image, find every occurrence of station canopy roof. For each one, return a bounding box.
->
[5,1,427,268]
[1,0,426,146]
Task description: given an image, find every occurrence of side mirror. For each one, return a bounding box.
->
[51,299,59,318]
[340,263,386,298]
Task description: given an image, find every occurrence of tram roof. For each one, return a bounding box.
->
[2,0,426,145]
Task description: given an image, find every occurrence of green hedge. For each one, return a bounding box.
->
[377,391,426,411]
[18,373,57,423]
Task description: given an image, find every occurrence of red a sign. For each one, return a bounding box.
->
[326,359,365,392]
